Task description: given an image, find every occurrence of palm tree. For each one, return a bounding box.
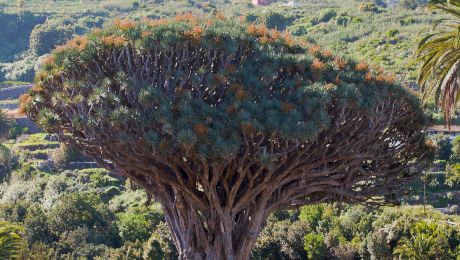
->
[0,221,25,259]
[416,0,460,120]
[393,233,436,260]
[0,109,13,140]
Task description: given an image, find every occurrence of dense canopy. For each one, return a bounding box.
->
[22,14,431,259]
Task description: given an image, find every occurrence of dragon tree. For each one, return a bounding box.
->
[22,15,431,259]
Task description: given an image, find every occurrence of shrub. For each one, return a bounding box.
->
[47,192,119,246]
[0,53,37,82]
[143,234,164,260]
[304,233,327,260]
[431,134,452,161]
[0,144,12,180]
[386,29,400,37]
[116,212,150,242]
[446,163,460,187]
[29,19,74,56]
[49,143,80,169]
[23,204,52,244]
[359,2,379,12]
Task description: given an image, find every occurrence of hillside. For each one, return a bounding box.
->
[0,0,433,86]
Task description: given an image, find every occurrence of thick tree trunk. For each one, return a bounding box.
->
[149,184,269,260]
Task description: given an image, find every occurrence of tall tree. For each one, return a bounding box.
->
[416,0,460,119]
[22,16,430,259]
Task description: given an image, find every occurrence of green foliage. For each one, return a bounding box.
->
[416,0,460,119]
[304,233,327,260]
[258,10,294,30]
[446,163,460,187]
[143,233,165,260]
[399,0,426,10]
[148,222,177,259]
[431,134,452,161]
[0,143,12,180]
[29,18,74,56]
[359,2,379,12]
[0,12,45,62]
[116,205,164,242]
[116,211,150,242]
[252,212,309,259]
[47,192,119,246]
[0,109,13,140]
[48,143,82,169]
[451,136,460,162]
[0,221,25,259]
[25,15,424,162]
[393,220,453,259]
[386,28,400,37]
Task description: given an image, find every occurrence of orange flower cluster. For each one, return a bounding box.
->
[42,55,55,67]
[375,73,396,84]
[113,18,136,30]
[247,24,268,36]
[101,35,127,47]
[322,50,333,58]
[213,74,229,84]
[236,90,247,100]
[185,26,203,42]
[225,64,237,73]
[311,58,325,72]
[67,35,89,51]
[355,61,369,71]
[281,102,295,113]
[226,106,237,114]
[364,71,373,81]
[19,94,32,113]
[32,84,43,92]
[281,31,295,46]
[309,45,321,55]
[141,31,152,38]
[174,13,197,25]
[241,123,256,134]
[193,124,208,136]
[333,57,347,70]
[214,11,226,20]
[91,28,102,35]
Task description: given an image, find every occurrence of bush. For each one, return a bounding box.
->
[304,233,327,259]
[29,18,74,56]
[386,29,400,37]
[47,192,119,246]
[116,206,164,243]
[359,2,379,12]
[23,204,52,244]
[0,144,12,180]
[431,134,452,161]
[87,169,120,188]
[0,53,37,82]
[446,163,460,187]
[116,212,150,242]
[149,222,177,259]
[49,143,80,169]
[143,234,164,260]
